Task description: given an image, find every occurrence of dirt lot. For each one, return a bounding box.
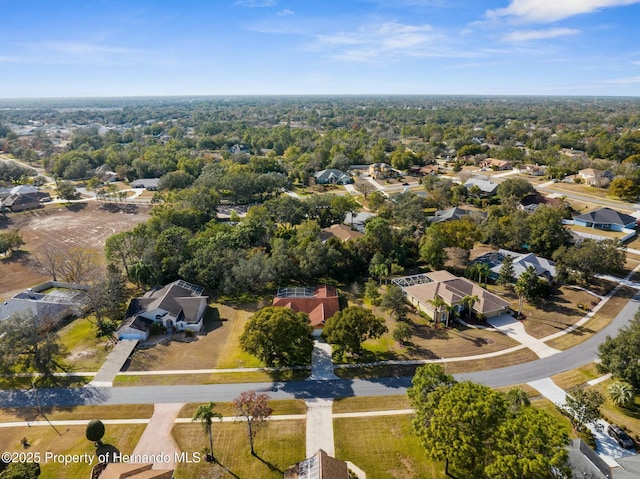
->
[0,202,150,299]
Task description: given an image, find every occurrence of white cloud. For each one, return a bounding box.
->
[10,40,151,66]
[277,9,294,16]
[314,22,453,63]
[503,28,580,42]
[605,75,640,84]
[234,0,277,7]
[487,0,640,23]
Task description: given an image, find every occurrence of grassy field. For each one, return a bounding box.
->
[333,395,411,413]
[486,283,605,340]
[172,420,305,479]
[0,404,154,423]
[339,306,521,365]
[335,348,539,379]
[178,400,307,418]
[57,316,115,372]
[334,415,442,479]
[545,286,636,350]
[0,424,146,479]
[113,369,308,387]
[551,363,602,390]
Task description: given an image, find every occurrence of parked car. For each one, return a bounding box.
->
[607,424,635,449]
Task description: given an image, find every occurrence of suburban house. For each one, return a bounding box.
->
[577,168,614,187]
[393,271,511,324]
[428,206,472,224]
[95,164,119,183]
[117,280,208,341]
[229,143,250,154]
[97,462,173,479]
[272,285,340,333]
[0,282,89,325]
[515,164,547,176]
[573,207,637,232]
[285,450,349,479]
[474,249,556,281]
[130,178,160,190]
[0,185,50,212]
[409,165,438,176]
[319,224,363,242]
[463,178,499,196]
[480,158,512,170]
[368,162,398,180]
[518,193,565,213]
[344,211,376,233]
[313,168,353,185]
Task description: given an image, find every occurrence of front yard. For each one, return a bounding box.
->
[172,420,305,479]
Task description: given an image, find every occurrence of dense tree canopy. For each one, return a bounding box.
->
[598,311,640,388]
[322,306,387,357]
[240,307,314,367]
[408,364,570,479]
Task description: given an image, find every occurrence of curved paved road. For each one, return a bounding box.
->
[1,292,638,409]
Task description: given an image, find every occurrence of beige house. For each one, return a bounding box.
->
[393,271,511,323]
[480,158,512,170]
[577,168,614,187]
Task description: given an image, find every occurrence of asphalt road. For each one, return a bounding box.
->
[1,291,638,409]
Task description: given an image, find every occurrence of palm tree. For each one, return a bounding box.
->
[462,294,479,321]
[477,263,491,285]
[429,295,446,327]
[192,402,223,462]
[607,381,636,408]
[444,304,457,328]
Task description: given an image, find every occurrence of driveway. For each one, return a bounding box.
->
[528,378,636,467]
[487,314,560,358]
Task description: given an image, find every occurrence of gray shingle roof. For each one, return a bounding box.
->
[574,207,636,227]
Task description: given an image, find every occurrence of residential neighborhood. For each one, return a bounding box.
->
[2,94,640,479]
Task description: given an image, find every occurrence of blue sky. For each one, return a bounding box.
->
[1,0,640,98]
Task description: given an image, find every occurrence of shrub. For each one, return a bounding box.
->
[86,419,105,445]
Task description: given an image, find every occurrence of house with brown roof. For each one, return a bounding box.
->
[117,280,208,341]
[319,224,363,242]
[284,450,349,479]
[393,271,511,323]
[97,462,173,479]
[518,193,565,213]
[480,158,513,170]
[409,165,438,176]
[272,285,340,333]
[0,185,50,212]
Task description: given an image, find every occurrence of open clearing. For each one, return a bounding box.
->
[0,202,150,299]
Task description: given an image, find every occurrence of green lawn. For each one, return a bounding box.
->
[57,316,114,371]
[172,420,305,479]
[178,400,307,418]
[333,396,411,413]
[333,415,442,479]
[0,424,145,479]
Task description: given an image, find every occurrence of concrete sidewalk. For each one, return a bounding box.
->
[487,314,560,358]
